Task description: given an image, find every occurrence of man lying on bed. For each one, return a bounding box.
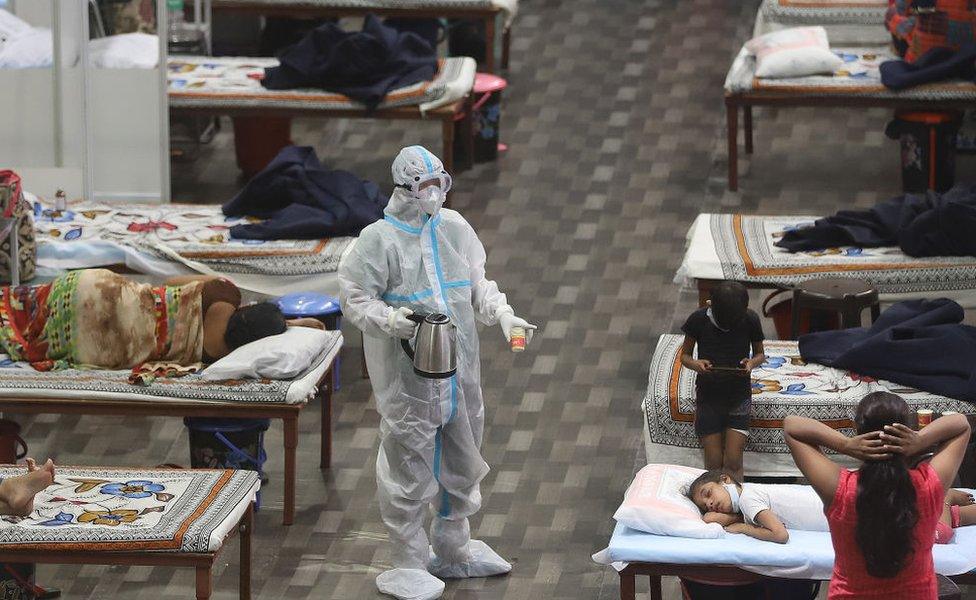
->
[0,268,325,370]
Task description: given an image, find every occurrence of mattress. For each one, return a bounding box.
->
[643,334,971,477]
[32,199,351,297]
[0,331,342,405]
[675,213,976,306]
[168,55,477,114]
[725,46,976,100]
[753,0,889,45]
[595,519,976,580]
[0,467,258,553]
[212,0,518,27]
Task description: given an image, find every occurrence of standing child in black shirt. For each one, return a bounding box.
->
[679,281,765,481]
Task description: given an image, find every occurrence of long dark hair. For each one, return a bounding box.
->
[854,391,917,578]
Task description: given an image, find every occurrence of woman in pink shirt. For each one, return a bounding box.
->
[784,392,970,600]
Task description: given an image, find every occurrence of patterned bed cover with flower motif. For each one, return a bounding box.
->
[0,330,342,405]
[643,334,970,476]
[32,201,353,278]
[0,467,258,553]
[676,213,976,305]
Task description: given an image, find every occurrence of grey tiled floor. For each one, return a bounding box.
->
[11,0,976,598]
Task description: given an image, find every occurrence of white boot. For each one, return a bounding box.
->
[429,539,513,579]
[376,568,445,600]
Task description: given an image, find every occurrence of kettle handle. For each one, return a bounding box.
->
[399,312,428,360]
[400,338,415,361]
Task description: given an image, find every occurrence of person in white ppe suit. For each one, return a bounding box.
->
[339,146,536,600]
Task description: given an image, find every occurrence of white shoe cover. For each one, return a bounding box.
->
[428,540,513,579]
[376,568,445,600]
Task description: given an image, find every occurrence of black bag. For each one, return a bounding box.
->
[681,578,820,600]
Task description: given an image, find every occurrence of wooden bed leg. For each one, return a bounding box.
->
[725,96,739,191]
[283,416,298,526]
[320,367,333,470]
[196,566,212,600]
[501,25,511,70]
[744,104,754,155]
[619,567,636,600]
[650,575,663,600]
[485,14,496,73]
[240,503,253,600]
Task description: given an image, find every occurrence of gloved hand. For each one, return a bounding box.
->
[498,311,537,345]
[387,307,419,340]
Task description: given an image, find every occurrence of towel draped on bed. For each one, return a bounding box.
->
[0,269,202,370]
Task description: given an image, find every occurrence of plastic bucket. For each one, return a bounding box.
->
[184,418,269,508]
[885,111,962,193]
[0,420,28,465]
[471,73,507,163]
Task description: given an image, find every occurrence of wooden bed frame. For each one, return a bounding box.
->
[0,364,334,527]
[0,502,253,600]
[211,1,512,73]
[169,97,474,182]
[618,562,976,600]
[725,92,976,191]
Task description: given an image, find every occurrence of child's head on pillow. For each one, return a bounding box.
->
[710,281,749,330]
[686,469,741,514]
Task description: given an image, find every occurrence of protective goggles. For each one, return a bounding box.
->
[397,171,453,197]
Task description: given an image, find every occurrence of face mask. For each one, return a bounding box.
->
[417,186,445,216]
[723,483,741,513]
[707,308,730,332]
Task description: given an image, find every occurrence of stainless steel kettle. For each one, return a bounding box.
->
[400,312,457,379]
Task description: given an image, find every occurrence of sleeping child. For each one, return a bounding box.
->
[688,469,976,544]
[687,469,830,543]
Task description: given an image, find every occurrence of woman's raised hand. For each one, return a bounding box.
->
[880,423,923,457]
[844,431,892,461]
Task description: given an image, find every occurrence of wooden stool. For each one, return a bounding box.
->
[938,574,961,600]
[791,278,880,340]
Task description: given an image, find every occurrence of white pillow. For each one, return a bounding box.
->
[613,464,724,539]
[745,26,842,79]
[203,326,328,380]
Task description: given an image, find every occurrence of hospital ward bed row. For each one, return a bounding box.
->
[17,199,349,526]
[726,0,976,190]
[605,2,976,579]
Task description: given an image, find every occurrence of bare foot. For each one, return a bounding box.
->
[948,489,975,507]
[0,459,55,517]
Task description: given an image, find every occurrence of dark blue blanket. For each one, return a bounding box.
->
[880,43,976,91]
[261,14,438,111]
[799,299,976,403]
[223,145,387,240]
[774,185,976,257]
